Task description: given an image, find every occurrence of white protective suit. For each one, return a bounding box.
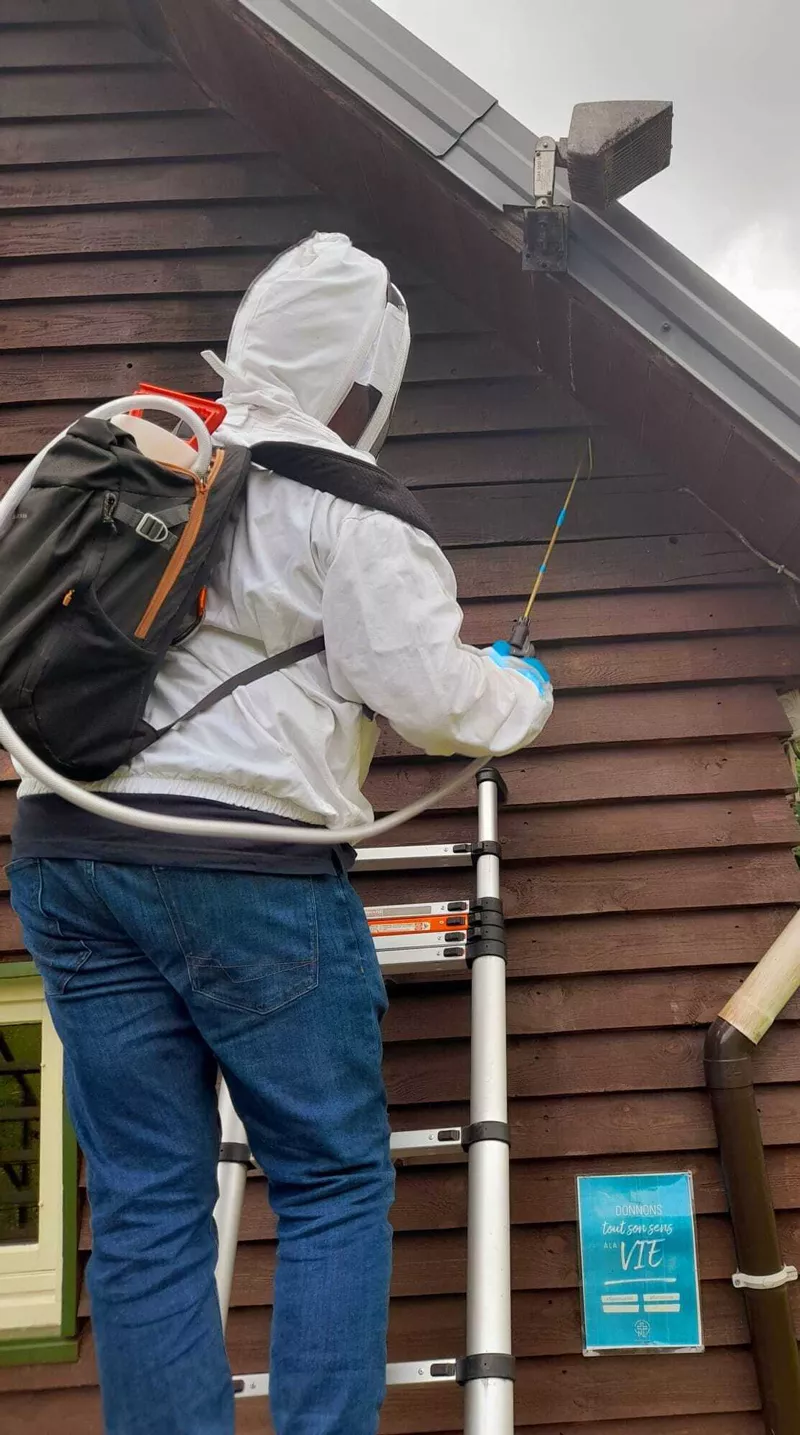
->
[20,233,554,826]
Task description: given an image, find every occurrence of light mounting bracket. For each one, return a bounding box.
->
[523,100,673,274]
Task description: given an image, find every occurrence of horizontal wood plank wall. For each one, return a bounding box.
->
[2,4,800,1432]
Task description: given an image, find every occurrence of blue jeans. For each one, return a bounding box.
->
[8,859,394,1435]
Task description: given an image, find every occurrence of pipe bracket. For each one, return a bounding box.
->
[732,1265,798,1291]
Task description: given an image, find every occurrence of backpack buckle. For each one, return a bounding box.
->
[135,512,170,544]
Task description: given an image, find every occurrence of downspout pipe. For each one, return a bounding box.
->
[705,909,800,1434]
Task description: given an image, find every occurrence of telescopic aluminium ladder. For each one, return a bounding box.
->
[213,766,514,1434]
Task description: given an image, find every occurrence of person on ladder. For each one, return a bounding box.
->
[7,233,554,1435]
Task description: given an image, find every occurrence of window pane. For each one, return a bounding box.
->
[0,1022,41,1245]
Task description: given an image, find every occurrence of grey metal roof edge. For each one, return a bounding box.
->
[567,201,800,464]
[454,104,800,463]
[247,0,800,465]
[238,0,496,158]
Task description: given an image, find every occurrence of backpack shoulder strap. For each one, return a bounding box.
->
[249,440,438,541]
[137,634,325,754]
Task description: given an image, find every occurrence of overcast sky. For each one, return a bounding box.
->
[374,0,800,347]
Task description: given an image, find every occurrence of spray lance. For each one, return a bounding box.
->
[0,398,590,846]
[490,437,593,674]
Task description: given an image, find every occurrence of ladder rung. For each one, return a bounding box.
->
[366,900,470,921]
[390,1126,465,1163]
[387,1359,459,1385]
[378,946,468,977]
[234,1359,459,1398]
[217,1123,466,1177]
[374,929,466,951]
[355,843,473,871]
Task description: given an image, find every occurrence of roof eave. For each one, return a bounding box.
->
[250,0,800,466]
[135,0,800,568]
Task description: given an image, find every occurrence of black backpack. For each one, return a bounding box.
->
[0,416,435,783]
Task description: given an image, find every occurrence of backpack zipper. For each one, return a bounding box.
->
[134,449,224,640]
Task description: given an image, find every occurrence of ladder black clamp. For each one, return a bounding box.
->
[476,767,509,802]
[467,896,507,964]
[462,1121,510,1149]
[467,938,507,965]
[470,839,501,863]
[469,896,505,928]
[462,941,505,964]
[218,1142,251,1164]
[467,900,507,964]
[456,1353,516,1385]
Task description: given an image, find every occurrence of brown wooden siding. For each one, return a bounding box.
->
[2,4,800,1432]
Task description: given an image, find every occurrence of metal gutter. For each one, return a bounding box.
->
[245,0,800,465]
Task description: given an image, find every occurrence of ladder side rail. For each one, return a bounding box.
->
[212,787,514,1418]
[214,1080,250,1329]
[464,768,515,1434]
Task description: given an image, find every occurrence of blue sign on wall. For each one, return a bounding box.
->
[576,1173,703,1354]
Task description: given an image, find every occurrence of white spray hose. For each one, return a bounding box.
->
[0,394,212,539]
[0,395,484,845]
[0,712,483,845]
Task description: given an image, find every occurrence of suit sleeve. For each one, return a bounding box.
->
[322,511,553,757]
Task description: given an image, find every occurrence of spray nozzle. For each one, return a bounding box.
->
[508,615,533,657]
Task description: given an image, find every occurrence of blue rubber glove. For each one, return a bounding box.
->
[488,640,552,697]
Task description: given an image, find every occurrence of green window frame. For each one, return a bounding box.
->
[0,962,78,1366]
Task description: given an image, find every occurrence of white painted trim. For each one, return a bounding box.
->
[0,980,65,1337]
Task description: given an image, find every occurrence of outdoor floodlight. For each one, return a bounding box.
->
[523,100,674,273]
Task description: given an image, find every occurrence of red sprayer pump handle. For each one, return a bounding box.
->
[132,383,227,449]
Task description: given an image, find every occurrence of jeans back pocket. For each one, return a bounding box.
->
[155,869,321,1017]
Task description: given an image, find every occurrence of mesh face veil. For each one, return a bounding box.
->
[354,281,410,454]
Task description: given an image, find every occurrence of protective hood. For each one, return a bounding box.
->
[203,232,411,465]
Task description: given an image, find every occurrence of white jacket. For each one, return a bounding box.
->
[20,234,554,825]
